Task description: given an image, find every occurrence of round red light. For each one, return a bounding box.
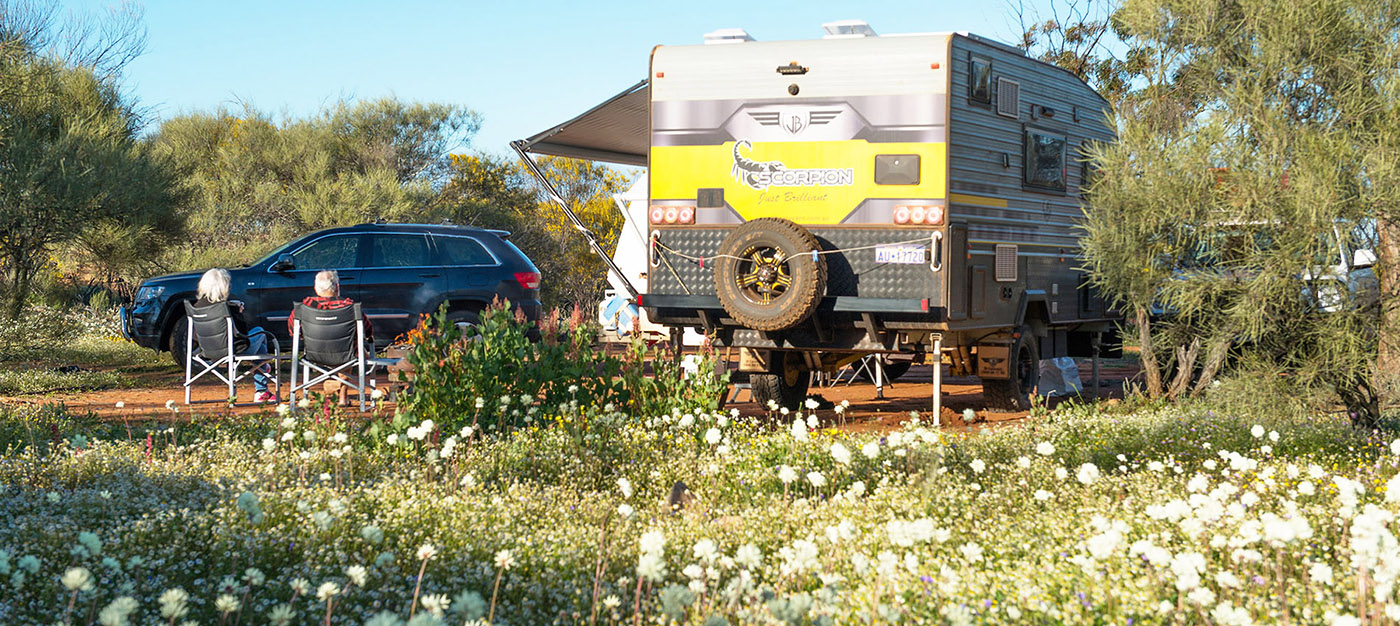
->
[650,207,665,223]
[894,206,910,224]
[678,207,694,223]
[928,205,945,225]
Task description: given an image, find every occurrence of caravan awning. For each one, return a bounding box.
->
[513,79,649,167]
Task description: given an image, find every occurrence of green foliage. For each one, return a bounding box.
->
[148,99,480,269]
[0,305,173,395]
[396,303,728,435]
[1015,0,1152,106]
[396,303,625,434]
[432,153,634,308]
[1081,0,1400,421]
[0,27,181,317]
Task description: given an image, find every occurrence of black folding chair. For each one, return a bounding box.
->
[182,301,283,404]
[290,302,379,411]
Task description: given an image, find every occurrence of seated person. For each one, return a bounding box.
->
[288,270,374,405]
[287,270,374,344]
[195,268,278,403]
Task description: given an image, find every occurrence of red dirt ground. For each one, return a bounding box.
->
[1,359,1140,432]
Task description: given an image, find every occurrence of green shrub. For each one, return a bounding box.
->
[395,303,728,434]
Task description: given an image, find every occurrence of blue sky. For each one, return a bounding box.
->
[63,1,1062,155]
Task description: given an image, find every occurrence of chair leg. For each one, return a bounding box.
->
[184,318,194,405]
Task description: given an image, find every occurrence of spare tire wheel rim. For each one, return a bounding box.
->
[736,245,793,306]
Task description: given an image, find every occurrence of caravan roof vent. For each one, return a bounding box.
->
[704,28,755,44]
[822,20,877,38]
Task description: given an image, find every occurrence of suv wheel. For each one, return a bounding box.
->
[446,310,481,335]
[168,316,191,371]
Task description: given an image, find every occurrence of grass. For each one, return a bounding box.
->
[0,306,176,395]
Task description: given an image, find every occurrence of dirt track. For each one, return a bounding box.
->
[2,360,1139,432]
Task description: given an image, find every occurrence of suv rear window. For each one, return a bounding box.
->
[370,234,433,267]
[436,235,496,266]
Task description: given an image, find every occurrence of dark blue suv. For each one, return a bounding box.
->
[121,223,541,364]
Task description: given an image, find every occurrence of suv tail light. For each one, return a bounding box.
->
[514,272,541,290]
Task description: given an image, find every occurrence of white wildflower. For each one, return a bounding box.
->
[830,442,852,465]
[778,465,798,484]
[416,543,437,561]
[494,549,515,570]
[316,581,340,601]
[1077,463,1100,485]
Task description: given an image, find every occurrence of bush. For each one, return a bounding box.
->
[395,303,727,434]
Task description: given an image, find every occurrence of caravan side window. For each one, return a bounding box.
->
[969,56,992,104]
[1024,128,1067,192]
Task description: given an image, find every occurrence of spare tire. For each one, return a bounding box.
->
[712,218,826,331]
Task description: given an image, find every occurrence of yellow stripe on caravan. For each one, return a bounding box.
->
[650,140,946,224]
[949,193,1008,208]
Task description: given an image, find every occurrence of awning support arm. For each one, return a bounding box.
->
[510,140,640,300]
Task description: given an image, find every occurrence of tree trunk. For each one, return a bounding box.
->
[1376,217,1400,408]
[1166,337,1201,400]
[1135,305,1164,397]
[1191,333,1234,397]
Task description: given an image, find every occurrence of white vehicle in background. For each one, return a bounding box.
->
[1304,222,1379,313]
[597,174,705,345]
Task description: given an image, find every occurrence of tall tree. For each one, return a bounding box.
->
[1011,0,1151,106]
[0,0,178,317]
[1082,0,1400,425]
[149,100,480,268]
[433,153,632,309]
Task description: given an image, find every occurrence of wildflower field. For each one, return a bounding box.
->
[0,385,1396,626]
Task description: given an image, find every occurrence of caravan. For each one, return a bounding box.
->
[517,22,1121,411]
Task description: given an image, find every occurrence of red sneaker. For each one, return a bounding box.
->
[254,391,280,403]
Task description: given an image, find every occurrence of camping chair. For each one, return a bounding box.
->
[182,301,283,404]
[290,302,380,411]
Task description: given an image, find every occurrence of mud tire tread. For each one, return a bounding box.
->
[713,218,827,332]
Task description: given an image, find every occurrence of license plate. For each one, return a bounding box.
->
[875,245,926,264]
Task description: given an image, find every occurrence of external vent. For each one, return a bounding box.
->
[994,244,1018,282]
[996,78,1020,119]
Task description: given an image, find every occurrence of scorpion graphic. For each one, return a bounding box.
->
[730,140,784,190]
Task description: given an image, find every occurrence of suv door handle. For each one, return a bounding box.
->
[419,273,441,278]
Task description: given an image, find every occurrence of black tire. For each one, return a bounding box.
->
[713,218,827,331]
[445,309,481,334]
[750,371,810,410]
[982,328,1039,411]
[858,356,912,383]
[168,316,191,370]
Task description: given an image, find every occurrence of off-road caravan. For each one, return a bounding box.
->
[515,22,1120,413]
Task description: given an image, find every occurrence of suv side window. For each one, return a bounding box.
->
[436,235,497,266]
[370,233,433,267]
[292,235,359,270]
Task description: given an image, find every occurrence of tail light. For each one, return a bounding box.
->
[894,206,911,224]
[649,205,695,225]
[893,204,944,225]
[514,272,541,290]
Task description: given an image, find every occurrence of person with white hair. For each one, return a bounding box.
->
[194,268,278,402]
[285,270,374,344]
[286,269,374,405]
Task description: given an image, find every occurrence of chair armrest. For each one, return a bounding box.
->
[249,328,281,355]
